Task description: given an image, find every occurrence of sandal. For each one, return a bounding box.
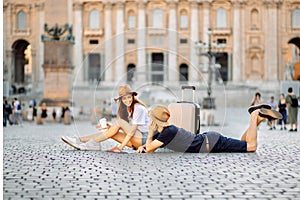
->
[259,108,282,120]
[107,146,123,153]
[248,104,272,114]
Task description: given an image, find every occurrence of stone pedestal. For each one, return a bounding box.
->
[41,41,74,106]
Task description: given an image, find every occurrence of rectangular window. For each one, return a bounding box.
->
[89,40,99,44]
[128,16,136,29]
[128,39,135,44]
[88,53,101,82]
[180,15,188,29]
[180,38,188,44]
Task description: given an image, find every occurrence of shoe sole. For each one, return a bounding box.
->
[259,108,283,120]
[61,136,81,150]
[248,104,272,114]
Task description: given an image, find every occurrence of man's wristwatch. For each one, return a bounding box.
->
[142,146,146,153]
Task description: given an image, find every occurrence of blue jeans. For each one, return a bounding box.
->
[203,131,247,153]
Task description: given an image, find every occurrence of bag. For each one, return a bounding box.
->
[291,96,299,107]
[17,104,21,110]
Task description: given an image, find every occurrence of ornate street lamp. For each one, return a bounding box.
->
[195,28,226,109]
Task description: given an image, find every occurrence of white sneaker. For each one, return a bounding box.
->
[78,139,101,151]
[61,135,82,150]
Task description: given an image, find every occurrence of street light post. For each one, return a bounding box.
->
[195,28,225,109]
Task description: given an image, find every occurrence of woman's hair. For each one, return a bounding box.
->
[117,95,147,122]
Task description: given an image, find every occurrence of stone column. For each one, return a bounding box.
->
[136,0,147,82]
[115,0,125,82]
[232,0,242,81]
[201,0,211,83]
[240,1,246,81]
[104,1,113,82]
[37,2,45,91]
[73,2,83,83]
[189,0,199,82]
[263,0,282,81]
[167,0,178,82]
[3,3,10,84]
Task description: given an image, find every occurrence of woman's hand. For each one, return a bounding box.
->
[96,123,111,130]
[135,146,145,154]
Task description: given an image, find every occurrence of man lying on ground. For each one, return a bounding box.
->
[136,104,282,153]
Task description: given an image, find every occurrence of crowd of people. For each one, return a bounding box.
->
[250,87,299,131]
[3,98,75,127]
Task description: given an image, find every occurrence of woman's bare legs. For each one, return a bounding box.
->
[79,118,143,148]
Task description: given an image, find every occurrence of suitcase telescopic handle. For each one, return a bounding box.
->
[181,85,196,102]
[181,86,196,90]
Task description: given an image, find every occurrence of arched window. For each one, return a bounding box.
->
[216,8,226,28]
[292,9,300,28]
[89,10,100,30]
[251,9,260,30]
[180,9,188,29]
[152,9,163,28]
[128,10,136,29]
[17,11,26,30]
[179,64,189,81]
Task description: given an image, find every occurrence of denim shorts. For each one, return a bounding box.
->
[203,131,247,153]
[141,132,148,145]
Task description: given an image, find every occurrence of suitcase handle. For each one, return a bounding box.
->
[181,86,195,90]
[181,85,196,102]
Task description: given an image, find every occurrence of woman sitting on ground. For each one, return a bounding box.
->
[136,104,282,153]
[61,85,150,151]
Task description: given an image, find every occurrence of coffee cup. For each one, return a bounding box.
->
[99,118,107,129]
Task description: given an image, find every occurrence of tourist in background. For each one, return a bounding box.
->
[267,96,278,130]
[12,98,22,126]
[251,92,262,106]
[278,94,287,130]
[27,105,33,122]
[3,100,13,127]
[52,108,57,123]
[41,103,48,124]
[285,87,298,132]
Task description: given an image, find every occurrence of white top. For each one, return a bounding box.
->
[14,100,21,113]
[130,103,149,133]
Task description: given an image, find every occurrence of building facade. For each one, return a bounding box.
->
[3,0,300,96]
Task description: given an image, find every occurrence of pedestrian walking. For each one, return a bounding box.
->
[136,104,282,153]
[267,96,278,130]
[61,84,150,152]
[285,87,298,132]
[278,94,287,130]
[12,98,22,126]
[3,100,13,127]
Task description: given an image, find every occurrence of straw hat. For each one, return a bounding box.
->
[114,85,138,101]
[150,105,170,127]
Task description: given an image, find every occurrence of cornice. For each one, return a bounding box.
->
[136,0,148,9]
[73,2,83,11]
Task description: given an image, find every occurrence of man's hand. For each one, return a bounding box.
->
[149,121,158,133]
[135,146,145,154]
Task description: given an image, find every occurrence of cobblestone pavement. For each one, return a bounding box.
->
[3,108,300,200]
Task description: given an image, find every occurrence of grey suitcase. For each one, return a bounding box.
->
[168,86,200,134]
